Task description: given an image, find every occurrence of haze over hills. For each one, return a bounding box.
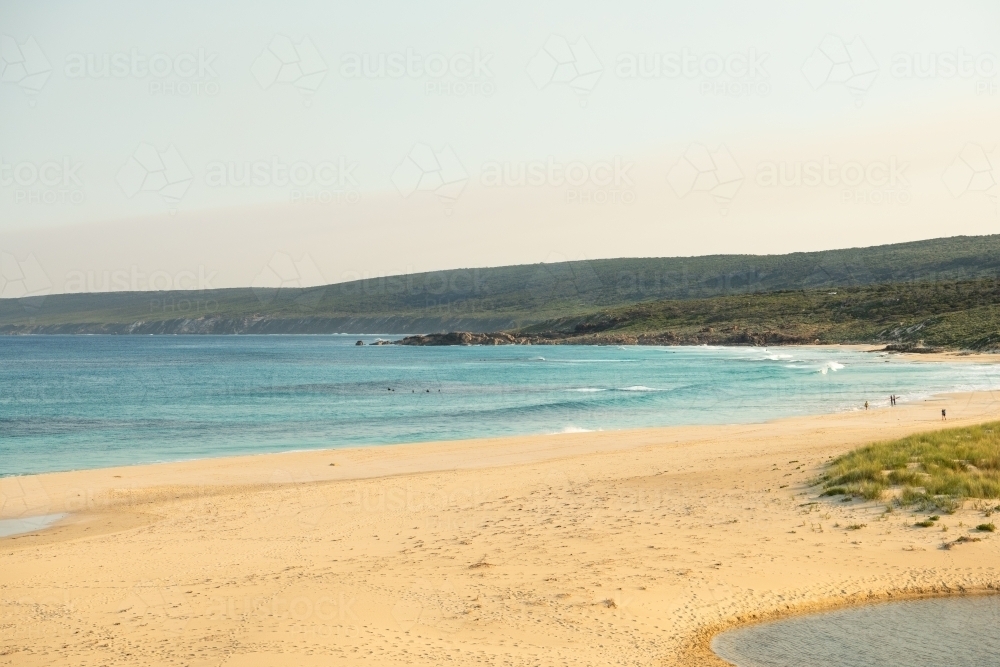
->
[3,235,1000,335]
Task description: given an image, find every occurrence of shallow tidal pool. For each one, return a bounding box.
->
[712,595,1000,667]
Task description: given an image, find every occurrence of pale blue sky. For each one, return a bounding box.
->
[2,0,999,291]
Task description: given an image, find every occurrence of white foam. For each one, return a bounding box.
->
[621,385,658,392]
[820,361,846,374]
[569,387,606,392]
[555,426,596,434]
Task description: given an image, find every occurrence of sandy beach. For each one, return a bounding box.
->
[3,391,1000,666]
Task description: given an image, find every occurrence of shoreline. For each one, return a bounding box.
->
[696,587,1000,665]
[3,382,994,512]
[3,391,1000,666]
[4,341,997,481]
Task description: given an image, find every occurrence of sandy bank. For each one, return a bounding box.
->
[3,392,1000,666]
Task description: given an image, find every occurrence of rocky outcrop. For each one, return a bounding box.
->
[397,332,532,346]
[881,342,944,353]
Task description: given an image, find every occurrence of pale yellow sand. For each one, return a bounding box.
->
[3,392,1000,666]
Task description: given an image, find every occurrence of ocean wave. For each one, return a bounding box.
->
[553,426,597,434]
[620,385,659,392]
[820,361,846,375]
[568,387,607,392]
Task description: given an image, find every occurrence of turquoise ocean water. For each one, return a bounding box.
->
[2,335,999,476]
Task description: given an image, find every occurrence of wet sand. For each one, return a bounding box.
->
[3,391,1000,666]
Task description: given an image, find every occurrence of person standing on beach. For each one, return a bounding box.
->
[942,408,947,420]
[864,401,869,411]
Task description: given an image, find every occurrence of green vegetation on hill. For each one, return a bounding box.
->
[516,277,1000,349]
[3,235,1000,335]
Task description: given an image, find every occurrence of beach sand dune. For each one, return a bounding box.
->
[3,392,1000,666]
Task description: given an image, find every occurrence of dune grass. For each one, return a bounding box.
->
[818,422,1000,510]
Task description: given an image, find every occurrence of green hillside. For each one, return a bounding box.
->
[3,235,1000,334]
[508,277,1000,349]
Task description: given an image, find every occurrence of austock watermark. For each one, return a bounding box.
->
[340,47,495,97]
[527,34,603,104]
[335,267,488,296]
[530,37,770,101]
[392,143,468,208]
[480,156,636,204]
[334,267,497,316]
[0,251,52,300]
[63,265,218,293]
[802,34,878,105]
[756,156,911,205]
[0,475,54,519]
[117,146,362,206]
[890,49,998,93]
[667,143,743,214]
[616,48,770,97]
[251,252,327,308]
[117,143,192,204]
[802,38,998,100]
[180,586,466,638]
[0,34,52,98]
[252,34,327,100]
[392,148,635,206]
[117,580,192,635]
[338,479,493,533]
[205,156,360,204]
[331,258,753,317]
[64,48,220,96]
[942,143,998,208]
[58,265,221,318]
[206,590,361,628]
[1,157,85,205]
[0,591,75,641]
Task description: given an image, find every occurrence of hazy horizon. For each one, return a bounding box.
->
[4,231,996,299]
[3,0,999,296]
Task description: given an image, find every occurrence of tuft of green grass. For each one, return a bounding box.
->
[914,520,935,527]
[976,522,996,532]
[821,422,1000,509]
[846,523,867,530]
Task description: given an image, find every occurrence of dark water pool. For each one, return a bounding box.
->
[712,595,1000,667]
